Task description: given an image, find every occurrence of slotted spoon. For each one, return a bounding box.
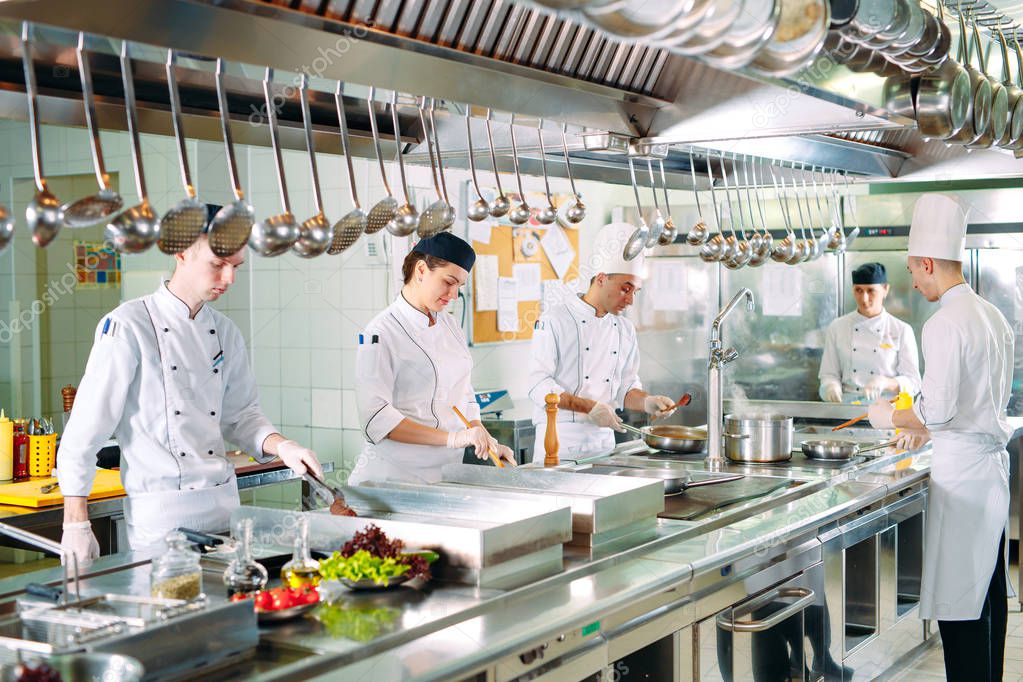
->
[158,50,206,254]
[329,81,367,254]
[365,87,398,235]
[208,58,254,257]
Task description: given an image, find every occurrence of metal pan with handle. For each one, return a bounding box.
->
[621,423,707,453]
[588,464,744,495]
[800,439,899,461]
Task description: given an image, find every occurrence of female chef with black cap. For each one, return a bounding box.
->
[818,262,921,402]
[351,232,515,485]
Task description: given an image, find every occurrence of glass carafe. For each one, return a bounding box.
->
[281,517,320,588]
[151,530,203,600]
[222,517,268,597]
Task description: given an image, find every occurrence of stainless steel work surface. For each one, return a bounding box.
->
[437,463,664,535]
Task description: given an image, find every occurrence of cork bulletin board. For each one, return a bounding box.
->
[468,191,581,345]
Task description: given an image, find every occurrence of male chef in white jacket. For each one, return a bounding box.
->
[818,262,921,402]
[59,207,323,560]
[869,194,1014,682]
[527,223,678,462]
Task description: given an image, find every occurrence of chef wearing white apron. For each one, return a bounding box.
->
[527,223,678,463]
[869,194,1014,682]
[350,233,514,486]
[818,262,921,402]
[59,211,322,558]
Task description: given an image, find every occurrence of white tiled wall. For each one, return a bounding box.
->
[0,116,638,486]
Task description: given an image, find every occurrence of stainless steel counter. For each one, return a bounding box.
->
[0,429,935,681]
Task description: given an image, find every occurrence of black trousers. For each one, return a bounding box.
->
[938,533,1007,682]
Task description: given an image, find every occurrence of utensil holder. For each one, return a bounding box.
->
[29,433,57,478]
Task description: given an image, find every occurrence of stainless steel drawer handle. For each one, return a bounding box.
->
[716,587,816,633]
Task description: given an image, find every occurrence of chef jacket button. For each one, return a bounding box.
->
[585,375,589,379]
[210,411,216,416]
[171,365,177,370]
[180,452,186,457]
[585,347,590,351]
[209,329,215,334]
[163,327,169,332]
[208,449,214,455]
[174,410,180,416]
[213,368,219,374]
[855,327,858,331]
[613,351,617,355]
[605,379,610,383]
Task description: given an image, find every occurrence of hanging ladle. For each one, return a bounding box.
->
[158,50,206,254]
[644,159,666,247]
[751,160,774,262]
[739,154,763,255]
[365,87,398,235]
[720,153,750,270]
[63,32,123,227]
[699,154,726,263]
[329,82,368,254]
[208,58,255,257]
[485,109,511,218]
[535,123,558,225]
[292,74,332,257]
[824,170,846,252]
[249,67,299,257]
[429,100,456,230]
[21,22,63,248]
[840,172,861,248]
[506,114,531,225]
[418,98,455,237]
[465,106,490,221]
[656,159,677,245]
[386,91,419,237]
[768,162,797,263]
[623,157,650,261]
[786,165,812,265]
[561,124,586,224]
[104,40,159,254]
[716,151,740,265]
[743,160,769,268]
[685,149,710,246]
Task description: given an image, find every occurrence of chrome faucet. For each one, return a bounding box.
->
[707,288,755,469]
[0,520,79,604]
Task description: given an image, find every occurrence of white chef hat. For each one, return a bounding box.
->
[907,193,968,261]
[586,222,647,279]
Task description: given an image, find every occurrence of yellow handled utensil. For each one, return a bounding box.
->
[832,396,900,432]
[451,406,504,468]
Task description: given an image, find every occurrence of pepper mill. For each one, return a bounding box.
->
[544,393,559,468]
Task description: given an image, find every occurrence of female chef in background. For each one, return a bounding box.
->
[350,232,515,485]
[818,262,921,403]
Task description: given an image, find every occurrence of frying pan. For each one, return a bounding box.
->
[621,423,707,453]
[801,439,899,460]
[588,465,744,495]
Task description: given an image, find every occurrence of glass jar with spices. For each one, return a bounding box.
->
[150,530,203,600]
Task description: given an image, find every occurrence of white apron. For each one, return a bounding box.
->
[125,477,239,551]
[349,314,475,486]
[531,420,616,463]
[920,433,1009,621]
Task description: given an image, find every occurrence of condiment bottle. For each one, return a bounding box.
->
[0,411,12,482]
[281,517,320,588]
[150,530,203,600]
[223,517,268,597]
[12,420,29,482]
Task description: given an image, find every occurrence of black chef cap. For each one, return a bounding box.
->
[851,262,887,285]
[412,232,476,272]
[201,204,222,233]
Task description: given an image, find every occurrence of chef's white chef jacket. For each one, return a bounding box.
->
[527,294,642,462]
[350,294,480,485]
[818,309,921,400]
[57,283,277,549]
[912,283,1015,620]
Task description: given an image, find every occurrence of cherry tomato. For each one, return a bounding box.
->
[229,593,250,602]
[270,589,293,611]
[254,591,273,611]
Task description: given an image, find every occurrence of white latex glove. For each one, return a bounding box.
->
[867,398,895,430]
[277,440,324,478]
[896,430,930,451]
[447,426,492,457]
[643,395,677,419]
[822,382,843,403]
[493,443,517,467]
[863,376,893,401]
[587,402,625,432]
[61,521,99,566]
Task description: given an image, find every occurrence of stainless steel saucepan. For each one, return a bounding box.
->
[723,413,793,463]
[621,423,707,453]
[801,439,899,461]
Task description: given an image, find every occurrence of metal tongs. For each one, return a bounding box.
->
[303,470,356,516]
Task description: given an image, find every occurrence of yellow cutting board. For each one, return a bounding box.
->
[0,469,125,508]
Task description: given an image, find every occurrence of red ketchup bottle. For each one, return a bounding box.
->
[12,420,29,482]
